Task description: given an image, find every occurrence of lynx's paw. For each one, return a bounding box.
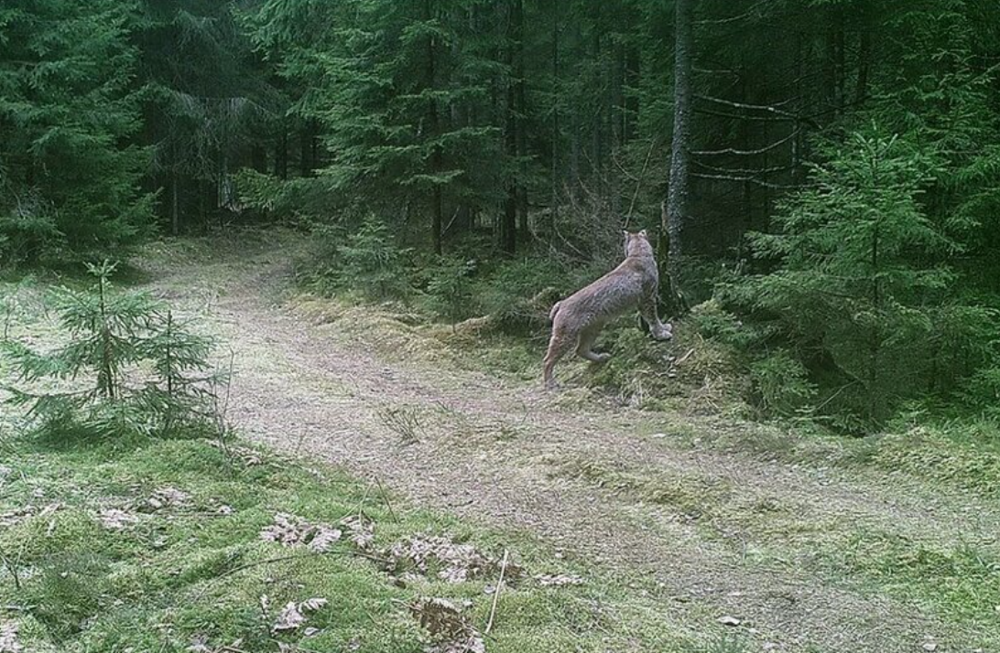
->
[652,322,673,341]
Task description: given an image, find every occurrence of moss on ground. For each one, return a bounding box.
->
[0,435,715,653]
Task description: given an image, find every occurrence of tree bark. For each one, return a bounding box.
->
[500,0,518,253]
[549,1,560,236]
[665,0,694,294]
[171,170,179,236]
[425,0,443,255]
[275,123,288,180]
[513,0,528,239]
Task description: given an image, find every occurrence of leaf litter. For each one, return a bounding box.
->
[383,533,523,584]
[259,513,343,553]
[410,597,486,653]
[0,622,21,653]
[272,597,328,633]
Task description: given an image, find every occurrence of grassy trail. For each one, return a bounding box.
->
[2,232,998,652]
[140,233,1000,652]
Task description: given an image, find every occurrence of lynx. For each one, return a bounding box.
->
[543,229,672,389]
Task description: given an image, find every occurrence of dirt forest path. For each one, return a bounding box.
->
[142,235,999,653]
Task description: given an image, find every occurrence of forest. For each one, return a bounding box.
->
[4,0,1000,428]
[2,1,1000,652]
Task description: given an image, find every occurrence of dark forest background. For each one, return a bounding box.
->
[3,0,1000,430]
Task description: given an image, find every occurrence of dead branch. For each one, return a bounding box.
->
[485,549,510,635]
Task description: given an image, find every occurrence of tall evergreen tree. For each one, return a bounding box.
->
[0,0,153,264]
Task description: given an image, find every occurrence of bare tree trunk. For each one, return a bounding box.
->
[275,123,288,180]
[856,29,871,104]
[171,170,179,236]
[549,2,560,237]
[425,0,443,255]
[665,0,694,295]
[500,0,518,253]
[513,0,528,239]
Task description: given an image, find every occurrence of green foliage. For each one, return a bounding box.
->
[1,262,221,439]
[469,257,573,334]
[304,218,414,301]
[721,129,997,428]
[748,350,817,418]
[242,0,507,249]
[0,0,154,264]
[422,256,477,323]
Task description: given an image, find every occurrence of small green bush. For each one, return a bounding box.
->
[304,218,414,301]
[422,256,476,322]
[1,261,222,440]
[749,350,817,418]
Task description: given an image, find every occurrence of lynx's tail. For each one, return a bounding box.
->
[548,300,562,322]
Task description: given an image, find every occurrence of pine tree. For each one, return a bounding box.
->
[0,0,153,264]
[726,129,994,426]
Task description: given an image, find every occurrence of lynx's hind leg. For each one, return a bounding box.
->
[543,324,575,389]
[576,327,610,363]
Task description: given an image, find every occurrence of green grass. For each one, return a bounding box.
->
[553,445,1000,647]
[0,434,714,653]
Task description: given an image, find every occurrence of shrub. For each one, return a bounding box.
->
[720,129,997,428]
[749,350,817,418]
[1,261,222,439]
[422,256,477,323]
[302,218,414,301]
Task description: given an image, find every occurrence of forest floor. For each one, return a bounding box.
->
[131,230,1000,653]
[6,230,996,653]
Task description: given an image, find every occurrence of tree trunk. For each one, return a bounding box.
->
[171,170,179,236]
[299,122,311,177]
[513,0,528,239]
[500,0,518,254]
[275,123,288,179]
[856,29,871,104]
[665,0,693,295]
[549,2,560,237]
[426,0,443,255]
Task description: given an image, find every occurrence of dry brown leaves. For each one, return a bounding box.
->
[1,502,61,528]
[410,597,485,653]
[272,597,328,633]
[0,621,21,653]
[97,508,139,530]
[259,513,343,553]
[339,514,375,550]
[533,573,584,587]
[144,486,191,511]
[204,440,264,466]
[383,534,521,584]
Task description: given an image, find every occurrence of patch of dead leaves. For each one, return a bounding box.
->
[186,634,244,653]
[144,486,191,511]
[206,440,264,466]
[272,598,328,634]
[534,573,584,587]
[384,534,521,584]
[410,597,485,653]
[0,502,61,529]
[0,621,21,653]
[260,513,343,553]
[339,514,375,550]
[97,508,139,530]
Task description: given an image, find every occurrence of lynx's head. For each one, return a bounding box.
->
[623,229,654,259]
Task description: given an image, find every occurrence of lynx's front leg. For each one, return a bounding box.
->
[640,291,673,341]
